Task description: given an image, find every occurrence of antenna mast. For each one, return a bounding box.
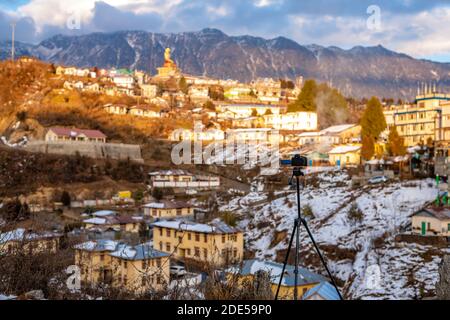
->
[11,22,16,62]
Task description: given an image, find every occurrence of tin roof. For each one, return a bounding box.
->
[48,127,106,139]
[143,200,192,209]
[152,219,240,234]
[228,259,326,287]
[413,206,450,221]
[303,281,340,300]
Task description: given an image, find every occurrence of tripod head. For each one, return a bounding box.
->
[293,167,304,177]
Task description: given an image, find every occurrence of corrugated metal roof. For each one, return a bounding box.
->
[152,219,241,234]
[303,281,340,300]
[230,259,326,287]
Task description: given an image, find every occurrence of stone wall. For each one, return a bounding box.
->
[24,140,144,163]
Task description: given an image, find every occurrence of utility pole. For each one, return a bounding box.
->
[11,22,16,62]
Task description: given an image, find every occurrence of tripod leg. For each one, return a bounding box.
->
[275,220,297,300]
[300,218,344,300]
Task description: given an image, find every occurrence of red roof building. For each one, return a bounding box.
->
[45,127,107,143]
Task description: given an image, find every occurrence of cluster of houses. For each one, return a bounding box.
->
[55,53,301,108]
[0,165,339,300]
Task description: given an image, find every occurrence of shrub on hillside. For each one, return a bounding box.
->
[347,202,364,223]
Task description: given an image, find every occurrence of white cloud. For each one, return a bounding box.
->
[5,0,450,61]
[18,0,95,31]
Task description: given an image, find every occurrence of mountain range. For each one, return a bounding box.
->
[2,28,450,99]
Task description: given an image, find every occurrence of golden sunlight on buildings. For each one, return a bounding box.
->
[152,220,244,267]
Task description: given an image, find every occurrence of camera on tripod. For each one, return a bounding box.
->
[280,154,308,167]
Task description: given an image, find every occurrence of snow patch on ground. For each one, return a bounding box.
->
[221,170,443,299]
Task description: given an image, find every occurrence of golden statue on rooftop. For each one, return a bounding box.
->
[157,47,180,77]
[164,48,176,67]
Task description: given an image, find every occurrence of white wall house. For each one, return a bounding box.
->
[263,112,318,131]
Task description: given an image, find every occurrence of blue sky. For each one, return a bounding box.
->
[1,0,450,62]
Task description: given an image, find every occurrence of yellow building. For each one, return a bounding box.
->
[152,220,244,267]
[143,200,194,219]
[140,84,159,99]
[74,240,170,292]
[384,92,450,147]
[328,145,361,167]
[411,206,450,236]
[0,228,61,255]
[227,259,327,300]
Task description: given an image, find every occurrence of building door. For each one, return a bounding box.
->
[421,222,426,236]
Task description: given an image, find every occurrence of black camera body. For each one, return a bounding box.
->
[291,154,308,167]
[281,154,308,167]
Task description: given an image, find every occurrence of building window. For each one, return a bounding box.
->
[186,249,191,256]
[156,259,161,268]
[159,228,163,236]
[142,260,147,270]
[100,254,104,261]
[203,248,208,259]
[222,235,226,243]
[176,209,182,216]
[123,261,128,269]
[159,242,163,250]
[123,275,128,285]
[166,243,171,252]
[195,234,200,242]
[188,233,192,240]
[204,234,208,243]
[166,229,171,237]
[194,247,200,257]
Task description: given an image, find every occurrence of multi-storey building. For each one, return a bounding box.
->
[0,228,61,255]
[384,92,450,147]
[143,200,194,219]
[152,220,244,267]
[74,240,170,293]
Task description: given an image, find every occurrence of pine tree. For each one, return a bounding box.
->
[360,97,387,161]
[387,126,406,156]
[288,79,317,112]
[360,97,387,139]
[361,135,375,161]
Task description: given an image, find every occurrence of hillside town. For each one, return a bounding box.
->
[1,42,450,303]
